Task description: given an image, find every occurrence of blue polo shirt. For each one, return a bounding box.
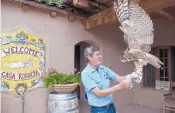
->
[81,64,118,107]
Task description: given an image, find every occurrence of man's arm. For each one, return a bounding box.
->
[91,80,129,97]
[115,75,126,83]
[81,71,130,97]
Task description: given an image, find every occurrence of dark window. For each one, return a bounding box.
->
[143,64,155,87]
[159,48,169,82]
[143,46,175,89]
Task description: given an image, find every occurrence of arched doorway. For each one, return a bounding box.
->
[74,41,99,99]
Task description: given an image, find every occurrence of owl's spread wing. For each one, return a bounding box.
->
[114,0,154,52]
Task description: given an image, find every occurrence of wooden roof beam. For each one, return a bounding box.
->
[132,0,140,4]
[85,0,175,29]
[156,10,174,19]
[7,0,85,20]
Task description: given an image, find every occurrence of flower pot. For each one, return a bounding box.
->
[52,83,78,93]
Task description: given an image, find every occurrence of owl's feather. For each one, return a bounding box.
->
[114,0,163,68]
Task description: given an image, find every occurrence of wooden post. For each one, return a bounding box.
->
[22,4,29,12]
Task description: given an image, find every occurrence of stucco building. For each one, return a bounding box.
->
[1,0,175,113]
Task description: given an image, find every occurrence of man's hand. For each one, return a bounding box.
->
[118,80,131,89]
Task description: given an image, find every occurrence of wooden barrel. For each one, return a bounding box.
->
[48,92,79,113]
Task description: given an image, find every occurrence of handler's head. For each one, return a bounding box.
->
[84,46,102,66]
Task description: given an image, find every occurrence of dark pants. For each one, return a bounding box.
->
[90,103,116,113]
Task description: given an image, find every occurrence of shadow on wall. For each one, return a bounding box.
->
[87,23,126,47]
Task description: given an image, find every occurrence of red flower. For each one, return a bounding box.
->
[48,68,53,72]
[74,68,77,73]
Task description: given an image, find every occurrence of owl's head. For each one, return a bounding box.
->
[120,48,135,62]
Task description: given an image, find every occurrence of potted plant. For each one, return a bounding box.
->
[44,68,81,93]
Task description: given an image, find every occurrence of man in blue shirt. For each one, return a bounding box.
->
[81,46,131,113]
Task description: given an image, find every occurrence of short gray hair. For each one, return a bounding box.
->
[84,46,100,62]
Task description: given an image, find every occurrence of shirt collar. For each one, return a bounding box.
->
[86,64,104,74]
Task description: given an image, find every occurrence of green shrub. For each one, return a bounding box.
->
[44,69,81,88]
